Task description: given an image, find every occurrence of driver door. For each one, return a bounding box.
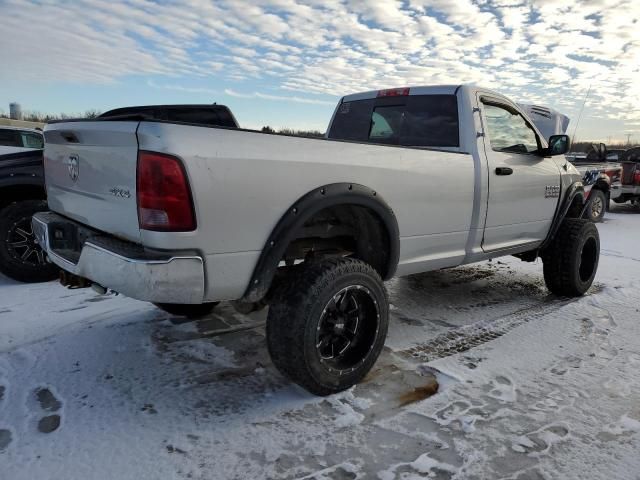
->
[479,97,562,252]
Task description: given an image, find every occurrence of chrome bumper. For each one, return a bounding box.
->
[32,212,205,304]
[621,185,640,195]
[610,182,622,199]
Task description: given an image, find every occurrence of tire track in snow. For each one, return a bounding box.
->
[398,286,603,362]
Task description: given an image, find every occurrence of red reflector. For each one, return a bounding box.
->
[377,87,410,98]
[136,151,196,231]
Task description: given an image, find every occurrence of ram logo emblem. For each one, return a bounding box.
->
[68,154,79,182]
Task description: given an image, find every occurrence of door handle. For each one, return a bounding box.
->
[495,167,513,176]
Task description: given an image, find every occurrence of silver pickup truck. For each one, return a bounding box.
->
[34,85,600,395]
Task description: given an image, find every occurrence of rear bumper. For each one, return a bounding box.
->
[32,211,205,304]
[621,185,640,196]
[610,182,622,200]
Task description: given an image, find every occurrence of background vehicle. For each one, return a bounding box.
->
[0,125,44,149]
[99,104,239,128]
[0,147,58,282]
[614,146,640,207]
[569,144,622,222]
[0,126,44,156]
[34,86,598,395]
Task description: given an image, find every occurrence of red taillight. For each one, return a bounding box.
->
[634,169,640,185]
[377,87,410,97]
[136,151,196,231]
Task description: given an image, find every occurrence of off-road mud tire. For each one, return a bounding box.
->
[542,218,599,297]
[267,258,389,396]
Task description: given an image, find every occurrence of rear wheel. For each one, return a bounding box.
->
[585,189,606,222]
[267,258,388,396]
[0,201,59,283]
[154,302,219,319]
[542,218,600,297]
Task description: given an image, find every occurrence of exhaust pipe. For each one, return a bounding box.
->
[59,270,91,289]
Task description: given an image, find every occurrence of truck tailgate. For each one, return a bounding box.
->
[43,121,141,243]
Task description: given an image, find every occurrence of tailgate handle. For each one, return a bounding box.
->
[60,131,79,143]
[495,167,513,176]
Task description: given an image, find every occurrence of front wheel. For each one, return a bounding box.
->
[585,189,606,222]
[267,258,389,396]
[542,218,600,297]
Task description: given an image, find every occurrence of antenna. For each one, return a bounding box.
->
[571,83,591,144]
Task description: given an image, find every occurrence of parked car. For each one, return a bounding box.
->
[0,147,58,282]
[98,103,239,128]
[0,125,44,151]
[614,146,640,207]
[34,85,599,395]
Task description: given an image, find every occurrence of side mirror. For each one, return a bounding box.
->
[600,142,607,160]
[545,134,570,156]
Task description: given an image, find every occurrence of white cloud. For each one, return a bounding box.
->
[224,89,336,106]
[0,0,638,140]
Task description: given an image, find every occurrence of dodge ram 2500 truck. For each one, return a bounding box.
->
[33,85,599,395]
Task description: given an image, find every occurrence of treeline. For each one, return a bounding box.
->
[572,141,639,152]
[0,110,102,122]
[261,126,324,137]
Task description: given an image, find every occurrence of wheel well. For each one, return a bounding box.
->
[566,192,585,218]
[592,180,609,193]
[243,183,400,303]
[0,185,46,210]
[283,204,391,277]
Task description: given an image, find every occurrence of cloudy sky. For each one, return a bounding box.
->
[1,0,638,142]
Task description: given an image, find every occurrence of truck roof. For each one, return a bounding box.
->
[342,85,461,102]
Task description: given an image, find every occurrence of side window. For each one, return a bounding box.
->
[482,102,539,154]
[21,133,44,149]
[369,105,403,144]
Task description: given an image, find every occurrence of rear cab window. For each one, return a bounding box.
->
[327,94,460,148]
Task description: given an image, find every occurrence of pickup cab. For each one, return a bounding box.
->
[33,85,599,395]
[614,147,640,207]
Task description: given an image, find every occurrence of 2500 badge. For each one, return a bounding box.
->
[544,185,560,198]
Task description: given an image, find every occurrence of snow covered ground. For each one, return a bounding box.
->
[1,204,639,480]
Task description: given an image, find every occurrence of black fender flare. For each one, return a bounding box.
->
[593,175,610,192]
[540,181,585,250]
[243,183,400,302]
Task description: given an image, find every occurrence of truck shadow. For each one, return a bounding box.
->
[144,261,553,417]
